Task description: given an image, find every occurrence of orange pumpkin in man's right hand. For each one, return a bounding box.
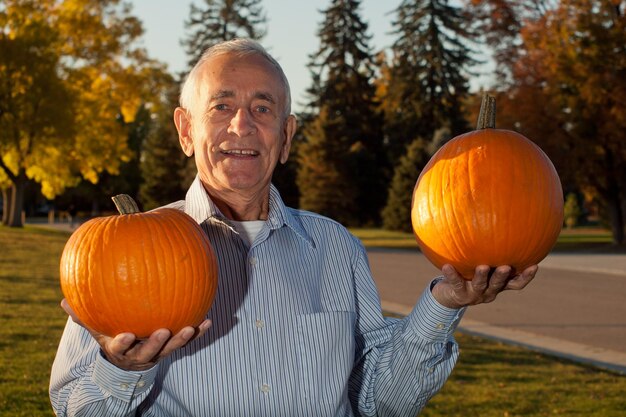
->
[411,94,564,279]
[59,194,218,338]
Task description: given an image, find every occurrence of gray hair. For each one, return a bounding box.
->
[179,38,292,118]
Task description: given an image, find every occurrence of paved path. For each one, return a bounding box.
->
[367,248,626,374]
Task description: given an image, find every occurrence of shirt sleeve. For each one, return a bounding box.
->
[348,245,465,417]
[49,318,158,417]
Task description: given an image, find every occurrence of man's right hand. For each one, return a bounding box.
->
[61,298,212,371]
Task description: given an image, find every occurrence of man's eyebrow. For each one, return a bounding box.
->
[209,90,275,104]
[254,92,276,104]
[210,90,234,100]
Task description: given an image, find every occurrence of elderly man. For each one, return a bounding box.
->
[50,39,537,417]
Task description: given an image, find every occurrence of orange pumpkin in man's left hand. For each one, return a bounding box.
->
[411,95,564,279]
[59,194,218,338]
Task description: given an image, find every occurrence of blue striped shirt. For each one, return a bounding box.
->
[50,176,465,417]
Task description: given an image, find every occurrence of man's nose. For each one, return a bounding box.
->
[227,108,256,137]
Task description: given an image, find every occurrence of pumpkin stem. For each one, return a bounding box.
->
[112,194,140,215]
[476,93,496,130]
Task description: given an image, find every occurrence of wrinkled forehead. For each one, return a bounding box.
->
[194,53,287,111]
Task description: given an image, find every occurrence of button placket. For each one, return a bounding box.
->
[248,247,274,398]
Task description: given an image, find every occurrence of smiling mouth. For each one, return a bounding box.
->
[221,149,259,157]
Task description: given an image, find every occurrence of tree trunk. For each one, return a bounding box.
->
[601,148,626,245]
[1,187,11,225]
[7,173,27,228]
[608,201,624,245]
[606,180,624,245]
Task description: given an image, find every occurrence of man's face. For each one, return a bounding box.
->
[175,53,296,198]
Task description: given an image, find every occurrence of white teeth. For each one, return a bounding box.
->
[222,149,259,156]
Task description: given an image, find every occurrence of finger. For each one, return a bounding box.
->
[196,319,212,338]
[159,320,213,358]
[488,265,513,292]
[105,333,138,358]
[158,327,196,357]
[505,265,538,291]
[124,329,172,363]
[442,264,466,291]
[470,265,491,292]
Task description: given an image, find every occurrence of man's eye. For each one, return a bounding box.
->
[215,104,228,111]
[256,106,270,114]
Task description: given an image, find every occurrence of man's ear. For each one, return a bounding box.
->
[279,114,297,164]
[174,107,194,157]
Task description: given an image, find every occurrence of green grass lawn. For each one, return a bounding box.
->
[350,226,617,252]
[0,225,624,416]
[0,226,69,416]
[422,335,626,416]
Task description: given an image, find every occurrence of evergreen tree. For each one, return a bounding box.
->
[181,0,267,69]
[297,0,386,226]
[297,106,356,223]
[139,84,188,210]
[271,126,302,209]
[382,138,430,232]
[382,0,477,164]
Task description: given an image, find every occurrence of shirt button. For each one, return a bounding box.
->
[255,319,265,329]
[260,383,271,393]
[249,257,258,266]
[119,383,129,390]
[428,367,435,374]
[435,323,446,330]
[137,381,146,388]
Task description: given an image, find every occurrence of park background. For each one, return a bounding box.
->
[1,0,625,416]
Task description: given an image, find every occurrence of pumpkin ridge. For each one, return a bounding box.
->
[154,210,176,334]
[445,157,471,268]
[156,210,184,334]
[465,141,484,262]
[136,213,158,336]
[110,215,132,336]
[522,150,546,265]
[86,219,107,334]
[161,210,189,333]
[417,164,447,264]
[183,213,216,325]
[92,217,115,335]
[85,218,105,335]
[516,140,558,268]
[192,212,216,325]
[63,218,95,330]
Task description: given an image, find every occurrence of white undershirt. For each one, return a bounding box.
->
[230,220,265,245]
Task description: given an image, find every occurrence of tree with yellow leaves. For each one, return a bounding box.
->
[0,0,167,227]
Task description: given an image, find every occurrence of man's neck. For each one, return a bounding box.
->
[204,185,270,221]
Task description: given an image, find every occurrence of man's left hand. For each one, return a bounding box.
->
[431,264,538,309]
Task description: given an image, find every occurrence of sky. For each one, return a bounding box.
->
[131,0,493,112]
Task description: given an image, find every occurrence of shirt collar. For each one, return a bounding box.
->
[184,175,314,248]
[266,184,314,248]
[183,176,223,224]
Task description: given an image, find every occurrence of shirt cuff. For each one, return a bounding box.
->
[92,350,159,401]
[405,278,466,342]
